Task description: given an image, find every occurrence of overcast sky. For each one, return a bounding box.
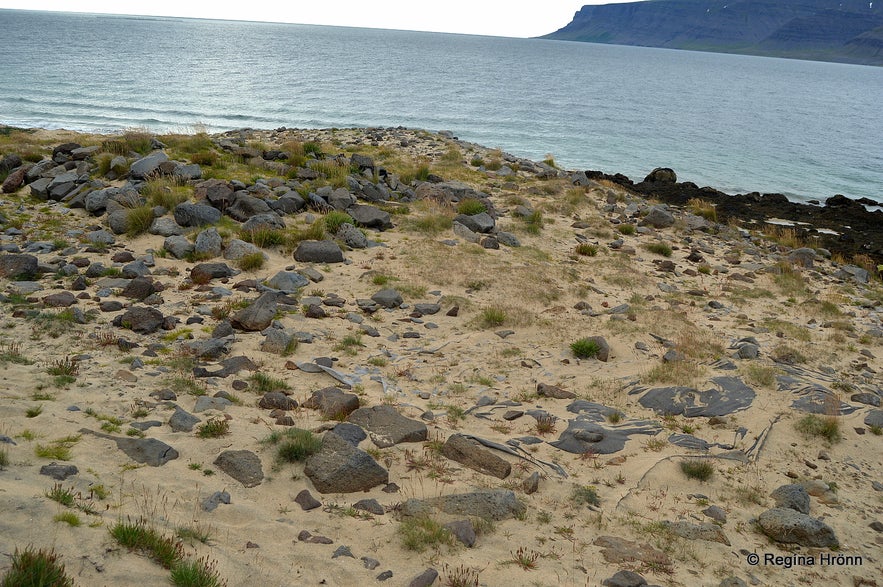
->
[0,1,638,37]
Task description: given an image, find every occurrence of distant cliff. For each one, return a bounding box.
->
[543,0,883,66]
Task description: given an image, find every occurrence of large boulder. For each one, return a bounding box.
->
[756,508,838,548]
[115,306,165,334]
[129,151,169,179]
[294,240,344,263]
[195,179,235,210]
[441,434,511,479]
[346,405,427,448]
[348,204,392,230]
[163,235,194,259]
[194,228,223,258]
[264,271,309,293]
[641,206,675,229]
[0,253,39,279]
[771,484,811,514]
[643,168,677,183]
[214,450,264,488]
[174,203,222,227]
[227,193,272,222]
[304,432,388,493]
[302,387,360,420]
[231,291,278,332]
[190,262,235,283]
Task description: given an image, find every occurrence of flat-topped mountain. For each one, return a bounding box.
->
[543,0,883,65]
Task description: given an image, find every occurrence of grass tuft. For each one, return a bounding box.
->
[399,516,455,552]
[570,338,601,359]
[1,546,74,587]
[794,414,841,444]
[680,458,715,481]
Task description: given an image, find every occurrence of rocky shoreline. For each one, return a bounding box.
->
[583,167,883,266]
[0,125,881,587]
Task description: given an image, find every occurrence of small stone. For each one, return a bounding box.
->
[294,489,322,512]
[361,557,380,570]
[331,545,354,559]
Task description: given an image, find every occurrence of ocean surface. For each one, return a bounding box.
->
[0,9,881,203]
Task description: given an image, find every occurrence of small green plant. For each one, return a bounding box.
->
[334,333,364,355]
[574,243,598,256]
[570,338,601,359]
[399,516,455,552]
[1,546,75,587]
[110,519,183,569]
[505,546,540,570]
[687,198,717,222]
[34,435,79,461]
[478,306,507,328]
[170,556,226,587]
[571,485,601,507]
[46,356,79,378]
[0,447,8,468]
[323,210,354,233]
[176,523,214,545]
[456,199,487,215]
[237,252,266,271]
[680,458,715,481]
[870,425,882,436]
[794,414,841,444]
[126,205,155,237]
[265,428,322,463]
[249,372,290,393]
[45,483,76,507]
[53,511,82,527]
[534,415,556,436]
[441,563,481,587]
[196,418,230,439]
[521,210,544,235]
[241,227,286,248]
[644,242,673,257]
[25,405,43,418]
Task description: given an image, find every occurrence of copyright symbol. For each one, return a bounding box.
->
[747,553,759,566]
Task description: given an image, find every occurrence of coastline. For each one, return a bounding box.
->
[1,124,882,587]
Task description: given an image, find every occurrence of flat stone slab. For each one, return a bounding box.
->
[631,376,755,417]
[80,428,178,466]
[551,418,661,454]
[401,489,525,521]
[441,434,510,479]
[346,405,427,448]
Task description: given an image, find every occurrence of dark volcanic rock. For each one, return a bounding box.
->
[756,508,838,547]
[303,432,388,493]
[771,484,811,514]
[346,405,428,447]
[116,306,165,334]
[40,463,79,480]
[441,434,511,479]
[294,240,345,263]
[231,291,277,331]
[214,450,264,488]
[401,489,525,521]
[81,428,178,466]
[0,253,38,279]
[174,203,222,227]
[302,387,360,420]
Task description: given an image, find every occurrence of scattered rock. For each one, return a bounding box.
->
[441,434,511,479]
[294,240,344,263]
[213,450,264,488]
[303,432,388,493]
[39,463,79,480]
[756,508,838,547]
[347,405,428,447]
[294,489,322,511]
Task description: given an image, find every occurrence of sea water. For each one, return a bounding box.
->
[0,9,880,203]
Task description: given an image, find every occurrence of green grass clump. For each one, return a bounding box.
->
[0,447,8,468]
[34,436,79,461]
[125,205,155,237]
[323,210,354,233]
[407,213,453,235]
[478,306,507,328]
[264,428,322,463]
[25,405,43,418]
[571,485,601,507]
[170,556,226,587]
[333,333,364,355]
[196,418,230,439]
[249,372,290,393]
[521,210,544,234]
[142,178,190,209]
[0,343,33,365]
[570,338,601,359]
[456,198,487,215]
[794,414,841,444]
[237,252,266,271]
[574,243,598,257]
[644,242,673,257]
[399,516,455,552]
[241,227,286,248]
[53,511,81,527]
[283,223,326,249]
[680,459,715,481]
[45,483,76,507]
[110,519,183,569]
[1,546,74,587]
